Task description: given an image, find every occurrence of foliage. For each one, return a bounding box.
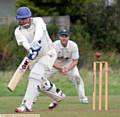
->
[47,22,59,40]
[70,21,93,68]
[84,2,119,51]
[0,23,26,70]
[16,0,95,20]
[0,0,120,69]
[0,21,119,70]
[15,0,120,51]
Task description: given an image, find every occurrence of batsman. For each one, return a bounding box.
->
[13,6,65,112]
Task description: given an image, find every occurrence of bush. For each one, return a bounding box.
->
[0,22,26,70]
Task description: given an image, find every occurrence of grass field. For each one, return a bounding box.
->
[0,96,120,117]
[0,68,120,96]
[0,67,120,116]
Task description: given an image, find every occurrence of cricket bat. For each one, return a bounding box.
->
[8,56,31,91]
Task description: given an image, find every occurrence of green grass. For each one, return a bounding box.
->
[0,68,120,116]
[1,67,120,96]
[0,96,120,117]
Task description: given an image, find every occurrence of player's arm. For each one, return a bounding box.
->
[62,43,79,75]
[66,42,79,71]
[53,59,78,75]
[61,59,78,75]
[53,59,78,74]
[15,29,30,50]
[15,29,41,60]
[53,63,63,71]
[27,18,45,60]
[33,18,45,41]
[15,37,41,60]
[66,59,78,71]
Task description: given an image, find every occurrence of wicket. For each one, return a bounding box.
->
[92,61,108,111]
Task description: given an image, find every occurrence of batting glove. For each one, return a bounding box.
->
[28,40,42,60]
[28,47,41,60]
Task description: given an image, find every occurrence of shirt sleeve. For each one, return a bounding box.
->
[14,28,30,50]
[72,43,79,60]
[33,18,46,41]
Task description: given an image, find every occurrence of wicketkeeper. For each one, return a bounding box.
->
[14,6,65,113]
[46,28,88,108]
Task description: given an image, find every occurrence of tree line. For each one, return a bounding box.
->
[0,0,120,70]
[16,0,120,52]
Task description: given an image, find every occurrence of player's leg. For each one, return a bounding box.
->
[15,78,41,112]
[33,67,59,105]
[16,54,65,112]
[31,61,65,109]
[41,80,65,101]
[68,66,88,104]
[76,75,88,104]
[45,68,65,109]
[39,77,66,109]
[15,62,46,112]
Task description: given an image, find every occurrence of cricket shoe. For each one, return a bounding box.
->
[80,96,89,104]
[15,105,32,113]
[48,91,66,110]
[48,95,65,110]
[48,101,58,110]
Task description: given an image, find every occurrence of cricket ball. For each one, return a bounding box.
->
[95,52,101,59]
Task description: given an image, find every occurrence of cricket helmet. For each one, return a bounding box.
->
[16,6,32,19]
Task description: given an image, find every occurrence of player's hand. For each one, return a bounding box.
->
[61,67,69,75]
[28,47,41,60]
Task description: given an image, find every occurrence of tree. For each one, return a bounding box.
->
[16,0,95,22]
[15,0,120,51]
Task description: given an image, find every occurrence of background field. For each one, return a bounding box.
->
[0,67,120,116]
[0,96,120,117]
[0,66,120,96]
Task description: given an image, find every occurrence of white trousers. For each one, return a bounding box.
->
[20,49,65,110]
[46,66,86,100]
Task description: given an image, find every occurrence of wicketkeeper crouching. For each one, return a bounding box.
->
[14,6,65,113]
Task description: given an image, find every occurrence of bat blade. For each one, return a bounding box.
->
[8,57,30,91]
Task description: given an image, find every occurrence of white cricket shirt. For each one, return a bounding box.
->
[53,40,79,65]
[14,17,54,56]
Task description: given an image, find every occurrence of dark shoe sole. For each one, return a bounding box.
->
[48,103,58,110]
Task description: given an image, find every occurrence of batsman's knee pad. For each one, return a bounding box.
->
[41,80,66,102]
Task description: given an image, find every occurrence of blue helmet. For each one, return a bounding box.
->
[16,6,32,19]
